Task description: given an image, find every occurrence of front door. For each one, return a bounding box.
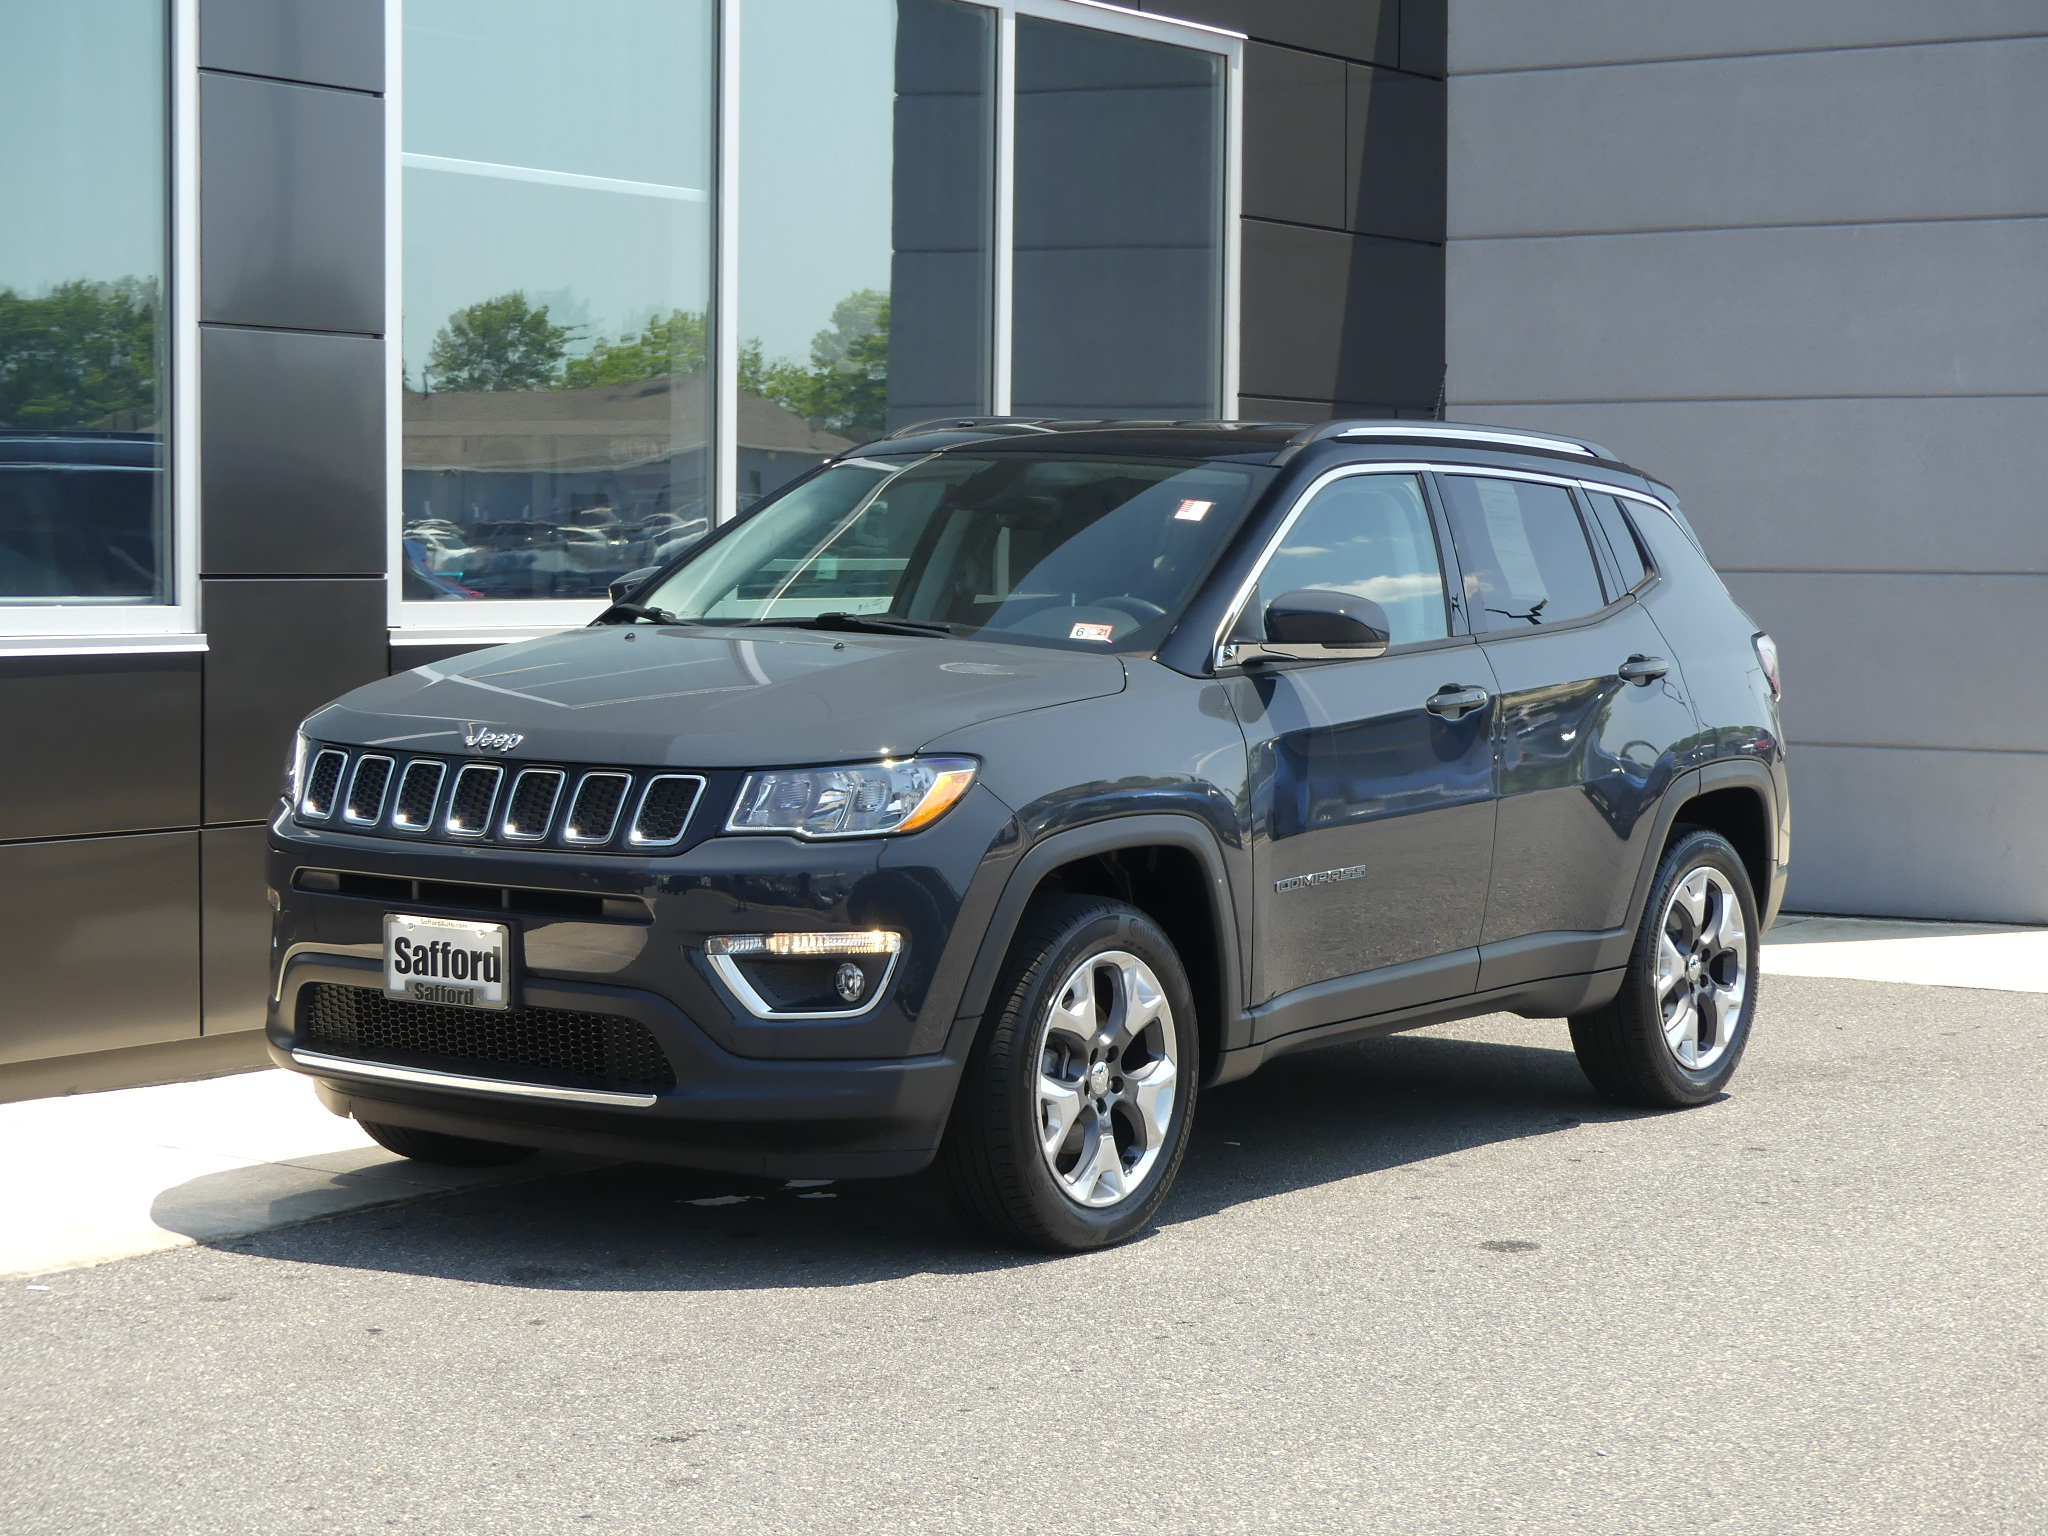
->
[1435,472,1700,988]
[1229,471,1496,1038]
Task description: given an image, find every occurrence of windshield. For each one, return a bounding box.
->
[639,453,1271,652]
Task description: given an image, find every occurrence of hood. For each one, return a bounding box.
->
[307,625,1127,767]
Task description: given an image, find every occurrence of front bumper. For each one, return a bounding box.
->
[272,953,968,1178]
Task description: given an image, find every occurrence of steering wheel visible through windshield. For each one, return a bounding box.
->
[637,453,1271,653]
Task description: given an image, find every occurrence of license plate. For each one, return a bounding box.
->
[385,913,512,1009]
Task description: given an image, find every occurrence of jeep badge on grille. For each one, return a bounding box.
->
[463,723,524,753]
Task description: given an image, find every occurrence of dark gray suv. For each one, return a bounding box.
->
[270,419,1787,1251]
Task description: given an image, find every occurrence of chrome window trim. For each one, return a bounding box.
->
[342,754,396,825]
[705,948,902,1022]
[1210,461,1447,658]
[299,748,349,819]
[290,1050,657,1109]
[499,767,567,842]
[562,770,634,844]
[442,762,504,838]
[388,759,447,832]
[627,773,707,848]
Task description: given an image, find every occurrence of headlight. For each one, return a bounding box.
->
[725,756,977,838]
[284,731,310,803]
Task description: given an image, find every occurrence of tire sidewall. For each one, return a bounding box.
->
[1630,831,1761,1104]
[997,903,1199,1249]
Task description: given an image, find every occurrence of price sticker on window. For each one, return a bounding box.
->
[1069,622,1116,642]
[1172,499,1214,522]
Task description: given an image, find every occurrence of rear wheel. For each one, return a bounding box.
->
[938,895,1198,1252]
[357,1119,537,1167]
[1569,829,1759,1108]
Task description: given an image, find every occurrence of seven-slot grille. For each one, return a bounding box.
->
[296,745,704,853]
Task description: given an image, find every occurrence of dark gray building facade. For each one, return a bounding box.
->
[0,0,1447,1090]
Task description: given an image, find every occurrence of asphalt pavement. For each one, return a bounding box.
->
[5,972,2044,1535]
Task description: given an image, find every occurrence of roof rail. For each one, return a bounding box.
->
[881,416,1062,439]
[1291,419,1617,462]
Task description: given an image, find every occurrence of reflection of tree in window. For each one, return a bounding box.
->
[418,285,890,442]
[0,279,159,429]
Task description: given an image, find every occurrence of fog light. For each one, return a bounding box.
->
[703,931,903,1017]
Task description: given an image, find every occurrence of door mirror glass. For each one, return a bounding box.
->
[608,566,661,605]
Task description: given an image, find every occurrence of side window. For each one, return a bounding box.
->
[1439,475,1607,631]
[1583,491,1650,591]
[1250,473,1449,646]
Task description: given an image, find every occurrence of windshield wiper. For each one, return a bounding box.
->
[740,612,957,638]
[593,601,683,626]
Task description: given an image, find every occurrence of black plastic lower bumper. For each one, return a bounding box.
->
[270,954,966,1179]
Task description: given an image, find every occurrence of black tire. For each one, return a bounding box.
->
[357,1119,538,1167]
[938,895,1199,1252]
[1570,829,1760,1108]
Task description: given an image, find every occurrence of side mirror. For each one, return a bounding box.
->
[1224,589,1391,666]
[607,566,661,605]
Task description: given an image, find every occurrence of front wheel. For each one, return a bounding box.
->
[1569,829,1759,1108]
[938,895,1198,1252]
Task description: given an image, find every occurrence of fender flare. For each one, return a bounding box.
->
[949,813,1246,1074]
[1622,757,1782,941]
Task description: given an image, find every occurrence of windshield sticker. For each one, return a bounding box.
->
[1069,622,1116,642]
[1173,499,1214,522]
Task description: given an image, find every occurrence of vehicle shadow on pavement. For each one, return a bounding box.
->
[162,1026,1653,1289]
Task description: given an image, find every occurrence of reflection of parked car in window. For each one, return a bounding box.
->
[0,431,163,599]
[274,419,1786,1254]
[402,521,479,574]
[400,537,481,600]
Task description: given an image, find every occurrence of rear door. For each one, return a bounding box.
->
[1228,469,1496,1034]
[1435,471,1699,990]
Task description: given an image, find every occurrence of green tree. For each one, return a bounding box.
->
[743,288,890,439]
[0,278,160,430]
[562,308,710,388]
[425,291,573,392]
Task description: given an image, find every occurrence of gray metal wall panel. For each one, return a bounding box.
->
[1242,42,1346,228]
[1399,0,1448,77]
[1783,745,2048,925]
[388,642,494,674]
[0,655,202,842]
[1450,39,2048,237]
[1242,220,1443,407]
[1449,399,2048,575]
[1348,66,1446,242]
[201,823,274,1036]
[202,578,388,823]
[199,72,384,334]
[1720,572,2048,754]
[200,326,386,575]
[1140,1,1399,68]
[0,832,201,1065]
[1449,0,2048,73]
[1448,219,2048,404]
[199,0,384,92]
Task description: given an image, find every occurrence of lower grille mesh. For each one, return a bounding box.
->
[299,983,675,1092]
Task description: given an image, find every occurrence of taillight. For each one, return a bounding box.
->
[1753,632,1781,700]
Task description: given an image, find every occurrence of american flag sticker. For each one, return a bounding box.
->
[1173,499,1214,522]
[1069,622,1116,642]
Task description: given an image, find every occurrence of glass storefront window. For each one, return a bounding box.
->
[1011,15,1224,420]
[738,0,993,506]
[402,0,717,602]
[0,0,170,607]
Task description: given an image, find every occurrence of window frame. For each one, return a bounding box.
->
[0,0,201,657]
[384,0,1243,645]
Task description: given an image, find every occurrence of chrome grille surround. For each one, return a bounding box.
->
[343,755,394,824]
[291,745,705,854]
[500,767,567,841]
[563,771,633,844]
[300,749,348,819]
[443,763,504,837]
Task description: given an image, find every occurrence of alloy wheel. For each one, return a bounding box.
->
[1034,949,1180,1208]
[1657,866,1749,1071]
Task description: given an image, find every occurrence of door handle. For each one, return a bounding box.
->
[1618,654,1669,686]
[1425,684,1491,720]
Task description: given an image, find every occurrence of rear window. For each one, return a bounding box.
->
[1583,491,1650,592]
[1439,474,1607,631]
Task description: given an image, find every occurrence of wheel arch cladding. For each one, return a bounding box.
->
[1667,786,1772,904]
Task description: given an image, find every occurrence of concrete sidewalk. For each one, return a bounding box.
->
[4,913,2039,1285]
